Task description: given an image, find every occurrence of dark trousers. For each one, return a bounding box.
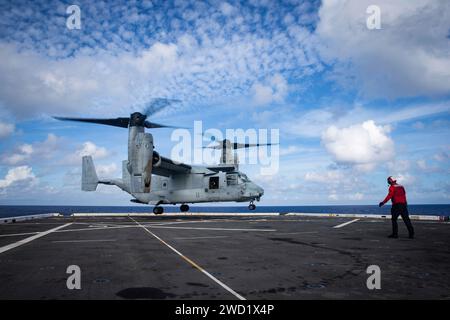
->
[391,203,414,236]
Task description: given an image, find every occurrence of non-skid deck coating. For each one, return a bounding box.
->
[0,215,449,300]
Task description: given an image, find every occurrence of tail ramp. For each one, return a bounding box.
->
[82,156,99,191]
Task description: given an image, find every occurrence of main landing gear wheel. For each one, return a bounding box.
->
[153,206,164,215]
[248,202,256,211]
[180,204,190,212]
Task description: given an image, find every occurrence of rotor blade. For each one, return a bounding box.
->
[202,144,222,149]
[53,116,130,128]
[233,143,278,149]
[143,98,181,117]
[143,121,189,129]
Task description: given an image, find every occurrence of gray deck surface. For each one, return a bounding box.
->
[0,215,449,299]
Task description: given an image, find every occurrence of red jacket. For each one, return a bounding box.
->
[382,184,407,205]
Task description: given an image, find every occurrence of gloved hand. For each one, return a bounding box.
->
[378,202,384,207]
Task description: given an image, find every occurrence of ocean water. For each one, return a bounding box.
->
[0,204,449,219]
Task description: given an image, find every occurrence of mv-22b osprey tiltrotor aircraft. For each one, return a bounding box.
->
[55,99,269,214]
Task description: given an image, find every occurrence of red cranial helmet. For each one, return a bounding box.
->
[387,176,397,185]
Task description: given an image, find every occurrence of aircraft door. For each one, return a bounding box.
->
[209,176,219,189]
[205,172,226,200]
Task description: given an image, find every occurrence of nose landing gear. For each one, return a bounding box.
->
[180,204,190,212]
[248,201,256,211]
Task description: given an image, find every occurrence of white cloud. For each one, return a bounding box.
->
[387,159,410,172]
[433,151,449,162]
[322,120,394,171]
[412,121,425,130]
[316,0,450,98]
[0,166,37,189]
[34,133,62,158]
[328,193,339,201]
[97,163,118,178]
[348,192,364,201]
[281,103,450,138]
[2,143,33,165]
[1,134,62,165]
[283,108,335,138]
[0,19,316,118]
[67,141,109,164]
[219,2,235,16]
[279,146,301,156]
[414,158,443,173]
[251,74,288,106]
[304,170,344,183]
[394,173,416,187]
[0,121,14,138]
[417,159,427,170]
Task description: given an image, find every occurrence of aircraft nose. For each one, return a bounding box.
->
[257,186,264,197]
[250,183,264,197]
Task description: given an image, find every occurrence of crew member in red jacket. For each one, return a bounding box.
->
[379,176,414,239]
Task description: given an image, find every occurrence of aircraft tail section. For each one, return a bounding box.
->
[122,160,130,181]
[82,156,99,191]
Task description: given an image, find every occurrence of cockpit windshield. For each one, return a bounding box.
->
[238,173,250,183]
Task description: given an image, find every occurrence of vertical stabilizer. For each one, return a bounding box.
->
[82,156,99,191]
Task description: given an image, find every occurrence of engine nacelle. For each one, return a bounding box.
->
[128,131,153,193]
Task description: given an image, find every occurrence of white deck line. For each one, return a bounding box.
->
[286,212,446,221]
[129,217,246,300]
[333,218,360,229]
[69,212,448,221]
[71,212,280,217]
[0,223,72,254]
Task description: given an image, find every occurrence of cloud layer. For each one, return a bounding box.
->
[322,120,394,171]
[0,0,449,204]
[317,0,450,98]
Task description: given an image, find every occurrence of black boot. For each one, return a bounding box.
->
[408,233,414,239]
[388,234,398,239]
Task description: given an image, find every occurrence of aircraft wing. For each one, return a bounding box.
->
[152,156,192,177]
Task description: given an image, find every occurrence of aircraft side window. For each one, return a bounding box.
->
[227,174,237,186]
[209,176,219,189]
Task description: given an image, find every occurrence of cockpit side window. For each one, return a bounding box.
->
[227,174,238,186]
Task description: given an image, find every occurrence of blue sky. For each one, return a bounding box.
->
[0,0,449,206]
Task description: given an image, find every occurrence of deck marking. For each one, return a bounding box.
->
[333,219,360,229]
[172,236,229,240]
[0,223,72,254]
[0,231,41,237]
[145,220,219,226]
[52,239,116,243]
[0,223,275,237]
[273,231,319,235]
[148,225,276,232]
[129,217,246,301]
[54,225,138,233]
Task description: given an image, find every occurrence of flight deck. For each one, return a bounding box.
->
[0,214,449,300]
